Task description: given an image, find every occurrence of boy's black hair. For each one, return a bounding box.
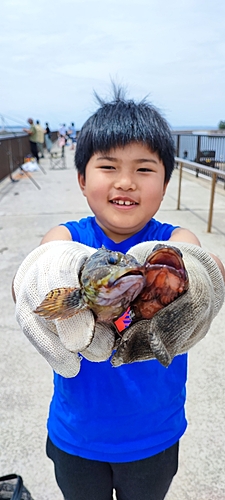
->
[75,86,175,183]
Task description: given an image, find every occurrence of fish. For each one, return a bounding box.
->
[34,244,188,326]
[34,247,146,323]
[130,243,189,320]
[111,243,189,367]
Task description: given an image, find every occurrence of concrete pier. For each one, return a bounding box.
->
[0,145,224,499]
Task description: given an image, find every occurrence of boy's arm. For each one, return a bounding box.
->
[23,128,32,135]
[169,227,201,244]
[40,224,72,244]
[170,227,225,281]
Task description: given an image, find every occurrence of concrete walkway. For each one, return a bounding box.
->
[0,144,224,500]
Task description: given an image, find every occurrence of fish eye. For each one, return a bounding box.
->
[108,254,119,265]
[152,244,164,252]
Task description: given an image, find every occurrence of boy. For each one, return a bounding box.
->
[14,87,225,500]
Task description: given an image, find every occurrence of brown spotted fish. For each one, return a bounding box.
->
[34,247,146,323]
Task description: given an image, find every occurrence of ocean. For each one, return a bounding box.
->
[1,126,224,162]
[0,126,26,138]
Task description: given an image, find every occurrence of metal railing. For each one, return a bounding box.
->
[0,132,58,183]
[172,131,225,167]
[0,135,30,181]
[175,157,225,233]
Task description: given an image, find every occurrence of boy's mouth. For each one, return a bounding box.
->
[110,199,138,206]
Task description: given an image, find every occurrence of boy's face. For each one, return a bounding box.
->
[78,142,168,243]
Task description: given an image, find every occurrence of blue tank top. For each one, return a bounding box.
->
[47,216,187,462]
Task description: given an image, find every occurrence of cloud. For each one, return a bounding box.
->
[1,0,225,128]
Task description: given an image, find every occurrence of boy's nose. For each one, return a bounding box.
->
[114,174,136,191]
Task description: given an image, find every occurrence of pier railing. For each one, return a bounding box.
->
[175,157,225,233]
[0,132,58,182]
[172,131,225,172]
[0,134,30,181]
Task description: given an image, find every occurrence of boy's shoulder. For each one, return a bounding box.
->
[60,216,98,246]
[136,218,179,243]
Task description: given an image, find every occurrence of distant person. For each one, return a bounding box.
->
[67,122,76,150]
[58,124,67,157]
[58,124,67,138]
[36,120,45,158]
[23,118,39,163]
[45,122,53,152]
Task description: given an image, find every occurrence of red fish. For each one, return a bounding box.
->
[131,243,189,321]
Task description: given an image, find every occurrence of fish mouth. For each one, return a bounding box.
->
[146,245,188,279]
[95,273,146,307]
[107,268,144,286]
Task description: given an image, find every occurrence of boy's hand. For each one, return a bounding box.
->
[80,321,116,362]
[111,241,225,368]
[14,241,116,377]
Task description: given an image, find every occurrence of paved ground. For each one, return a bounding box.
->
[0,144,225,500]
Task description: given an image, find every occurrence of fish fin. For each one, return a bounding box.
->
[34,287,84,320]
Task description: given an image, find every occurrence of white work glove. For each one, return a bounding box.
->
[14,241,115,377]
[80,321,116,362]
[111,241,225,368]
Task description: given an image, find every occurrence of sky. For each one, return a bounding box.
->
[1,0,225,131]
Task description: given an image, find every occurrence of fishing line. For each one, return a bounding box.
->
[0,114,47,177]
[0,113,27,128]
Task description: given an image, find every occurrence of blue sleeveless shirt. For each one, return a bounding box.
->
[47,216,188,462]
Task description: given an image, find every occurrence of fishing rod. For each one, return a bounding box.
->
[0,112,27,129]
[1,114,47,175]
[19,165,41,190]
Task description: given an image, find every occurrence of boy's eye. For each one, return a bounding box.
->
[99,165,116,170]
[137,167,153,172]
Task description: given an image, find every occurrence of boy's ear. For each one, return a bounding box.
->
[78,173,86,196]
